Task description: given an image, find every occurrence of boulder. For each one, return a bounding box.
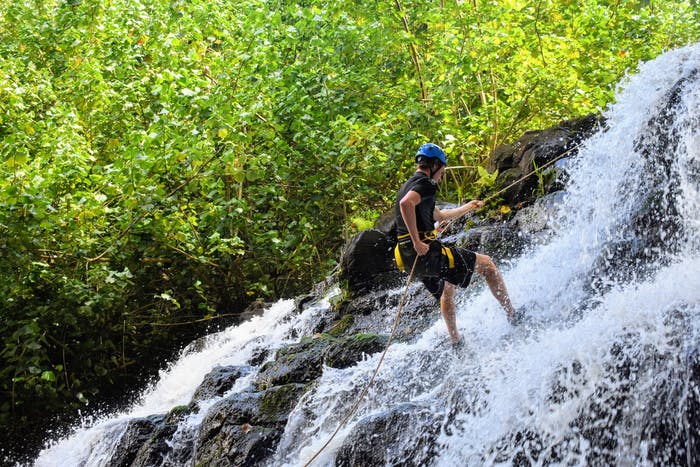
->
[108,406,193,467]
[192,365,253,403]
[109,415,166,467]
[324,287,438,340]
[255,337,329,389]
[323,333,389,369]
[335,403,441,466]
[256,333,392,390]
[194,384,307,467]
[338,229,402,296]
[487,114,604,206]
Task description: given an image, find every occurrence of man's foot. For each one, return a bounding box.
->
[451,336,465,350]
[508,308,526,325]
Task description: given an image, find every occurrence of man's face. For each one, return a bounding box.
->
[432,164,445,182]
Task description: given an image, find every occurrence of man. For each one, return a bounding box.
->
[394,143,518,345]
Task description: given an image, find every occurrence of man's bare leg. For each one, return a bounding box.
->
[474,253,517,320]
[440,282,461,343]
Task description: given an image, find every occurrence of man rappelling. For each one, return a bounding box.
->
[394,143,519,345]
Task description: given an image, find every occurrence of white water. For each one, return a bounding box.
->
[277,43,700,466]
[35,297,331,466]
[36,43,700,466]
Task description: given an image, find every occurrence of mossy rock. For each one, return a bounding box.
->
[256,332,389,390]
[258,383,307,423]
[257,338,330,389]
[192,365,252,402]
[324,333,389,369]
[327,314,355,337]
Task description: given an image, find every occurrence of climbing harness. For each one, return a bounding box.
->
[394,232,455,272]
[303,144,579,466]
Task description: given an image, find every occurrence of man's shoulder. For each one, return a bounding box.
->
[397,172,436,201]
[410,173,437,193]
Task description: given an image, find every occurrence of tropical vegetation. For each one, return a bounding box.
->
[1,0,698,460]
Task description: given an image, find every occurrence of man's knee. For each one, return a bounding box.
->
[475,253,497,278]
[441,282,455,302]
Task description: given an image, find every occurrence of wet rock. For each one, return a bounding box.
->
[481,316,700,466]
[325,286,437,340]
[192,365,253,402]
[129,424,180,467]
[108,405,195,467]
[255,337,330,389]
[487,114,604,206]
[590,72,697,293]
[201,424,279,467]
[338,228,403,296]
[323,333,389,369]
[452,221,527,261]
[639,346,700,464]
[109,415,165,467]
[510,191,567,245]
[335,403,441,466]
[256,333,393,390]
[194,384,306,467]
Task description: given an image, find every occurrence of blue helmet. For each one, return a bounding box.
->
[415,143,447,166]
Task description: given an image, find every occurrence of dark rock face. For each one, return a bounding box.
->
[335,403,442,466]
[256,338,328,389]
[194,384,306,467]
[590,70,698,293]
[477,306,700,466]
[109,406,195,467]
[109,415,166,467]
[326,287,438,340]
[192,365,252,402]
[507,190,567,248]
[256,333,393,389]
[323,334,389,369]
[487,114,604,206]
[338,228,403,296]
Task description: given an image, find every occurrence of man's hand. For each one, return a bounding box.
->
[465,200,485,211]
[413,240,430,256]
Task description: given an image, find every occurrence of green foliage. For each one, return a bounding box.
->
[475,167,499,191]
[532,160,556,197]
[0,0,698,458]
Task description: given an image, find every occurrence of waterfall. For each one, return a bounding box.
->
[34,298,330,466]
[36,43,699,466]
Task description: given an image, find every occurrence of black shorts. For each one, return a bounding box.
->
[395,240,477,301]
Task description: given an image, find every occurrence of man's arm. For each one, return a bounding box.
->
[434,200,484,222]
[399,191,430,256]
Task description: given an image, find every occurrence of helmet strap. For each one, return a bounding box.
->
[428,161,443,179]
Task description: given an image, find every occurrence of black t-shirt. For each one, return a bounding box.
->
[394,172,437,236]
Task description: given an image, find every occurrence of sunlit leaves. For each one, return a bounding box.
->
[0,0,699,452]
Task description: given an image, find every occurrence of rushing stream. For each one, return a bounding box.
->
[36,43,700,466]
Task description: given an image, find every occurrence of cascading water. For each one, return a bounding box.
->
[34,298,329,466]
[36,43,699,466]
